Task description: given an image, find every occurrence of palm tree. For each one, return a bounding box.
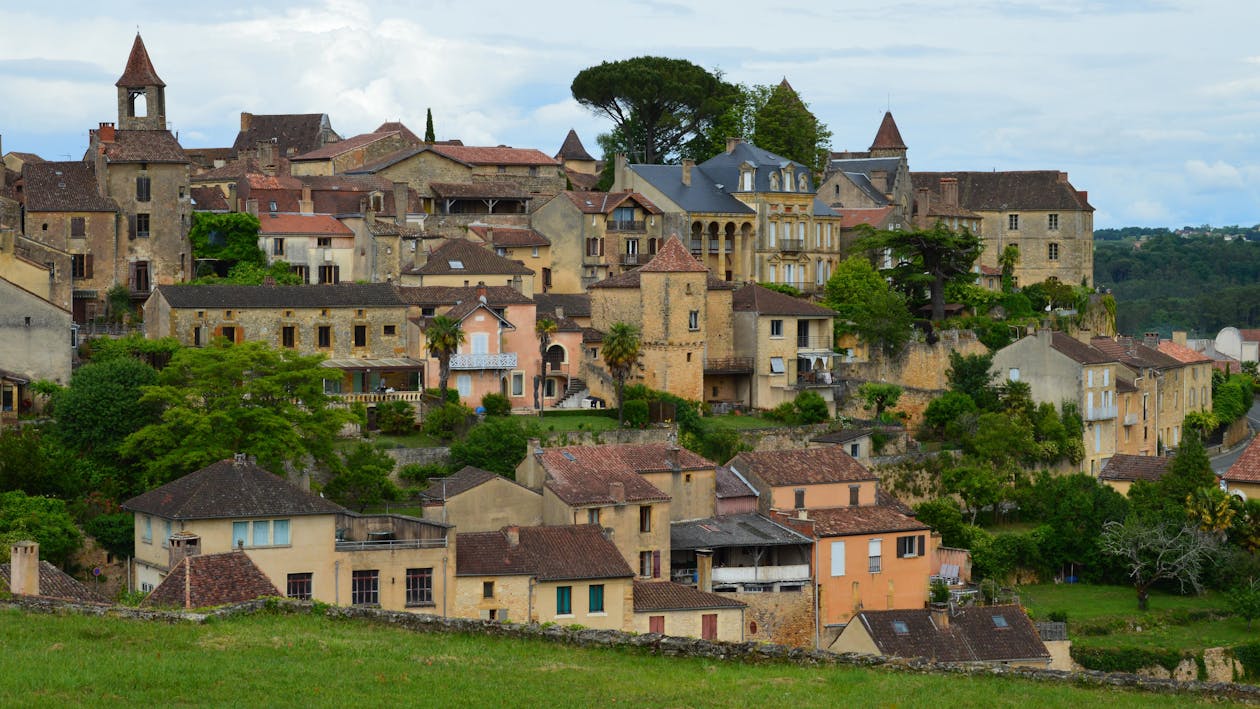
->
[424,315,465,403]
[601,322,641,429]
[535,317,558,416]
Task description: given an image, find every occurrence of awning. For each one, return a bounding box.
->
[320,357,424,371]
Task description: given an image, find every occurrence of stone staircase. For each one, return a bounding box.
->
[554,378,589,409]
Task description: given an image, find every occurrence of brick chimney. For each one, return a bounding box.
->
[666,444,681,472]
[940,177,959,207]
[695,549,713,593]
[681,159,694,187]
[167,531,201,569]
[726,137,742,153]
[930,602,950,629]
[299,185,313,215]
[240,112,254,132]
[393,181,408,226]
[8,541,39,596]
[97,122,116,143]
[1144,332,1161,348]
[504,525,520,547]
[256,140,277,176]
[915,187,931,227]
[609,480,626,504]
[476,281,488,302]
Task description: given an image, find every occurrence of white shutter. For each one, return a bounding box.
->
[868,539,882,557]
[472,332,489,354]
[830,541,846,577]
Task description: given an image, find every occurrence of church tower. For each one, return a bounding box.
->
[115,34,167,131]
[868,111,907,159]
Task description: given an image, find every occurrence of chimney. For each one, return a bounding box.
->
[915,187,930,227]
[393,181,408,226]
[233,452,248,467]
[97,122,116,143]
[227,183,239,212]
[520,439,544,490]
[1144,332,1160,348]
[681,159,694,187]
[1057,171,1069,184]
[485,226,494,243]
[240,112,254,132]
[930,602,950,629]
[168,531,201,569]
[666,444,681,472]
[609,480,626,504]
[1173,330,1188,346]
[476,281,488,302]
[726,137,741,153]
[614,153,627,183]
[360,197,370,217]
[8,541,39,596]
[256,140,277,176]
[870,169,889,195]
[245,198,259,217]
[940,177,959,207]
[696,549,714,593]
[555,306,564,320]
[796,509,808,520]
[1077,190,1088,204]
[510,274,523,293]
[299,185,313,215]
[94,144,109,198]
[504,526,520,547]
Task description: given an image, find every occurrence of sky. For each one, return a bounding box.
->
[1,0,1258,230]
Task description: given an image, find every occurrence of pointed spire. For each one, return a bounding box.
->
[556,129,595,162]
[869,111,906,152]
[116,33,165,88]
[639,235,708,273]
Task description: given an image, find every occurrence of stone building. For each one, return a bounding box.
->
[731,282,838,413]
[530,190,665,292]
[231,112,341,160]
[402,237,536,296]
[467,224,552,292]
[0,277,75,421]
[818,112,915,232]
[289,130,414,177]
[554,129,599,190]
[1092,335,1195,453]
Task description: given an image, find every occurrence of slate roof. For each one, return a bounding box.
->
[671,513,811,550]
[410,239,534,276]
[1156,340,1214,364]
[811,428,875,445]
[124,458,346,520]
[732,283,836,316]
[97,130,189,164]
[1091,337,1183,370]
[728,447,876,487]
[256,213,353,235]
[430,181,529,200]
[189,185,229,211]
[153,283,404,310]
[232,113,336,157]
[142,552,280,609]
[869,111,907,151]
[633,581,746,612]
[455,525,634,581]
[910,171,1093,212]
[627,164,754,214]
[700,141,812,194]
[826,156,902,179]
[539,443,713,506]
[116,34,165,87]
[291,131,399,161]
[21,162,117,212]
[394,284,534,307]
[714,466,757,499]
[556,129,595,162]
[1099,454,1172,482]
[1225,435,1260,484]
[534,293,591,319]
[808,505,929,537]
[0,560,108,603]
[855,605,1049,663]
[561,190,662,215]
[1049,332,1115,365]
[468,224,550,247]
[1116,377,1139,394]
[429,145,558,167]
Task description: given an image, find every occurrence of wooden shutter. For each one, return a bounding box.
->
[917,535,926,557]
[127,214,136,240]
[128,261,137,290]
[649,616,664,634]
[830,541,845,577]
[85,254,94,279]
[702,614,717,640]
[652,551,661,579]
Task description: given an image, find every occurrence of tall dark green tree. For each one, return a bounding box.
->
[424,108,436,143]
[751,79,831,174]
[188,212,264,271]
[856,223,983,321]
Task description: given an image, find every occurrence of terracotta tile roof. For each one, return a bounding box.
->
[21,162,117,212]
[1100,454,1172,482]
[6,151,45,164]
[468,224,550,247]
[539,443,714,506]
[256,213,353,235]
[430,181,529,200]
[124,458,347,520]
[834,207,895,229]
[142,552,280,609]
[869,111,906,151]
[728,447,875,487]
[732,283,836,316]
[1225,435,1260,484]
[856,605,1049,663]
[977,265,1002,276]
[1049,332,1114,365]
[366,218,424,238]
[420,466,496,501]
[0,560,108,603]
[189,185,229,211]
[394,284,533,307]
[291,131,400,161]
[633,581,746,612]
[456,525,634,581]
[1090,337,1182,370]
[639,235,707,273]
[533,292,592,318]
[714,466,757,499]
[116,34,165,87]
[429,145,558,167]
[153,283,404,310]
[561,190,662,215]
[564,170,600,191]
[1156,340,1213,364]
[556,129,595,162]
[375,121,422,145]
[244,173,304,191]
[96,130,189,164]
[411,238,534,276]
[806,505,929,537]
[911,171,1093,212]
[232,113,337,157]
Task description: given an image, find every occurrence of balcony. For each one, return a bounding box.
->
[333,390,426,405]
[794,370,836,388]
[450,352,518,370]
[1123,413,1140,426]
[711,564,811,584]
[621,253,642,266]
[334,512,448,552]
[1085,404,1118,421]
[778,238,805,252]
[607,219,645,232]
[704,356,754,374]
[796,335,833,352]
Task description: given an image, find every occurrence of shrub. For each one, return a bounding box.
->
[793,390,830,424]
[425,388,461,404]
[423,403,472,440]
[481,393,511,417]
[398,462,450,485]
[622,400,649,428]
[764,401,797,423]
[375,400,416,435]
[448,416,540,477]
[1071,647,1186,674]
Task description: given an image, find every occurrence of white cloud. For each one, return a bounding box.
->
[1185,159,1245,190]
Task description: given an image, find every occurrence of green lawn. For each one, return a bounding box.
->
[537,413,619,433]
[1018,583,1225,622]
[706,413,791,430]
[0,609,1232,707]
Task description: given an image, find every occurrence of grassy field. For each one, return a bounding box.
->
[0,609,1234,707]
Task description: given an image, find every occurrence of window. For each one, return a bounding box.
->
[252,520,270,547]
[1047,242,1059,261]
[287,573,313,600]
[770,319,783,337]
[1087,369,1094,387]
[850,485,861,506]
[318,264,340,284]
[136,213,151,238]
[354,325,367,348]
[383,324,396,337]
[273,519,290,545]
[850,443,860,458]
[457,375,472,398]
[830,541,846,576]
[71,254,92,279]
[639,505,652,533]
[868,539,882,573]
[143,516,152,543]
[220,326,236,342]
[588,507,601,525]
[589,584,605,613]
[1007,214,1019,231]
[483,581,495,599]
[639,551,661,579]
[1009,367,1020,382]
[268,200,278,212]
[1048,213,1059,230]
[896,535,926,558]
[769,357,785,374]
[794,489,805,510]
[406,568,433,606]
[496,165,506,173]
[688,310,699,331]
[1103,368,1109,386]
[282,326,296,348]
[317,326,332,349]
[231,521,248,548]
[768,221,777,247]
[70,217,86,237]
[272,238,285,256]
[136,176,151,202]
[992,614,1009,629]
[351,570,379,606]
[317,237,332,248]
[292,265,310,284]
[556,586,573,615]
[511,372,524,397]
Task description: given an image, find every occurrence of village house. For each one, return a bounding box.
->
[830,604,1053,668]
[231,112,341,160]
[418,465,543,532]
[141,547,280,609]
[256,212,356,283]
[1099,454,1172,497]
[401,237,535,296]
[289,130,415,177]
[731,282,839,414]
[529,189,665,292]
[467,224,552,292]
[1224,436,1260,502]
[2,541,107,604]
[0,277,75,422]
[122,456,455,613]
[631,580,746,641]
[1091,335,1192,452]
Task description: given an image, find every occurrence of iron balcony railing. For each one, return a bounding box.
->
[607,220,645,232]
[334,538,447,552]
[450,352,518,370]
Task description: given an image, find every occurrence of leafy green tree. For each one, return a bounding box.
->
[943,464,1004,524]
[858,382,902,423]
[188,212,264,267]
[120,341,352,486]
[681,83,769,162]
[480,393,511,417]
[0,491,82,567]
[448,416,539,477]
[424,315,465,403]
[823,255,912,356]
[1100,517,1218,610]
[914,498,968,547]
[1018,473,1129,581]
[571,56,737,164]
[946,351,998,411]
[922,391,977,441]
[1132,432,1217,523]
[1187,486,1236,538]
[857,222,983,322]
[602,322,642,429]
[998,244,1020,293]
[84,512,136,559]
[962,412,1036,471]
[0,427,83,499]
[422,402,472,440]
[1229,578,1260,627]
[375,400,416,435]
[751,79,832,174]
[424,108,436,143]
[193,260,302,286]
[793,390,830,424]
[54,357,159,459]
[324,443,400,512]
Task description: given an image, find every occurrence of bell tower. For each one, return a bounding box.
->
[115,34,167,131]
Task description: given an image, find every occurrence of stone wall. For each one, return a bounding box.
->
[737,586,815,648]
[5,596,1259,703]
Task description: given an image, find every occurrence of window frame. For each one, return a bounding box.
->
[639,505,652,533]
[556,585,573,616]
[286,572,313,600]
[351,570,380,606]
[588,584,605,614]
[770,319,783,338]
[405,567,434,607]
[317,325,332,349]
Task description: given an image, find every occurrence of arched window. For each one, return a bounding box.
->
[798,173,809,192]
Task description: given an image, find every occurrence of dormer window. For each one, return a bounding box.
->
[798,173,809,192]
[740,169,753,191]
[782,169,794,192]
[769,173,780,191]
